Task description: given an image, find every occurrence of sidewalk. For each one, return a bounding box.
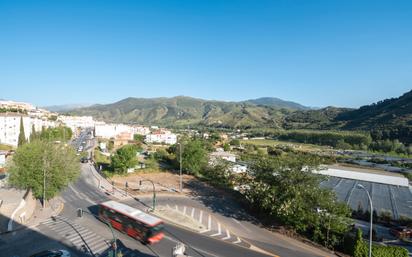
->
[0,197,64,236]
[0,188,26,233]
[26,198,64,229]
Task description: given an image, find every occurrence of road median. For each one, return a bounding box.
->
[151,205,206,233]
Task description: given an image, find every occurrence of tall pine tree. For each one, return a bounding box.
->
[18,117,26,147]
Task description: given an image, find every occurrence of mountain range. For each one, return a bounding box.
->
[66,96,307,128]
[66,91,412,143]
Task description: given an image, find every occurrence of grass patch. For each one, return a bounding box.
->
[241,139,329,152]
[0,144,13,151]
[94,149,111,164]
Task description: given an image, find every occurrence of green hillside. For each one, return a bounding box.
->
[69,91,412,144]
[69,96,293,128]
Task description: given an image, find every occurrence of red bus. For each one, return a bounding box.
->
[98,200,164,244]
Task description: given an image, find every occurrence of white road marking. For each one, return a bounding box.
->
[175,204,178,211]
[94,243,109,254]
[199,210,203,223]
[183,206,187,215]
[233,237,242,244]
[222,229,231,240]
[191,207,195,218]
[211,222,221,237]
[163,235,221,257]
[208,215,211,230]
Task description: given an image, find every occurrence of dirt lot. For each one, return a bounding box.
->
[110,171,209,195]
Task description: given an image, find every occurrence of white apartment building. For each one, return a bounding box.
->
[0,100,35,111]
[145,130,177,145]
[132,126,150,136]
[58,116,95,131]
[0,114,56,147]
[95,123,133,139]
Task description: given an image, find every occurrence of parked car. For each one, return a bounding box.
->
[390,226,412,238]
[30,249,71,257]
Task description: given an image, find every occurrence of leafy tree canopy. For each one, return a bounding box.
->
[8,140,80,200]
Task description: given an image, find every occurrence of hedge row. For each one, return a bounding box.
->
[352,229,408,257]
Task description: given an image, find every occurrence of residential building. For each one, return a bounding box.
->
[0,100,35,111]
[132,126,150,136]
[145,130,177,145]
[58,115,95,131]
[0,114,56,147]
[95,123,134,139]
[0,151,7,167]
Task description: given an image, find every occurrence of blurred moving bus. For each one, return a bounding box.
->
[98,200,164,244]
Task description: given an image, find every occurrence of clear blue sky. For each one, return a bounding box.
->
[1,0,411,108]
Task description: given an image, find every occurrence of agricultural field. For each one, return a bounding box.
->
[240,138,332,152]
[320,176,412,219]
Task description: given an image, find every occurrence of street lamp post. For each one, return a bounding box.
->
[358,184,373,257]
[178,142,182,193]
[125,181,128,196]
[140,180,156,211]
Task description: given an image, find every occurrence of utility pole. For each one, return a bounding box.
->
[42,155,47,209]
[179,142,182,193]
[140,180,156,211]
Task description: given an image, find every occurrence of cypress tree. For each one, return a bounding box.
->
[29,124,37,142]
[18,117,26,147]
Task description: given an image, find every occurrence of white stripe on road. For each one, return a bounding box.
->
[163,235,221,257]
[233,237,242,244]
[199,210,203,223]
[210,222,221,237]
[191,207,195,218]
[67,230,94,241]
[175,205,178,211]
[222,229,231,240]
[208,215,211,230]
[94,243,109,254]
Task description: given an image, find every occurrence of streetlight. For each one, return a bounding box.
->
[357,183,373,257]
[177,142,183,193]
[76,208,118,257]
[140,180,156,211]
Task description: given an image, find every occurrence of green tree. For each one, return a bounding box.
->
[111,144,138,173]
[133,134,145,142]
[230,139,240,146]
[39,126,72,142]
[8,140,80,201]
[29,124,37,142]
[267,146,283,156]
[241,153,351,247]
[179,139,208,176]
[18,117,26,146]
